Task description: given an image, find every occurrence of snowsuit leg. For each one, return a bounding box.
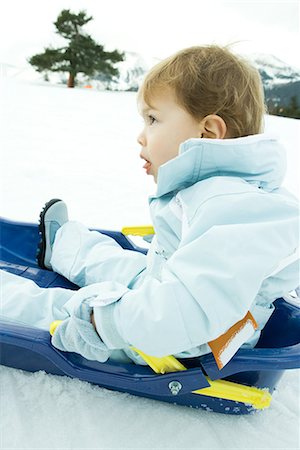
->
[50,221,147,288]
[0,270,73,329]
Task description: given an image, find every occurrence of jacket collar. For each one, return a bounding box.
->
[151,134,286,198]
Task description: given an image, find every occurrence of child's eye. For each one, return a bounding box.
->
[148,115,157,125]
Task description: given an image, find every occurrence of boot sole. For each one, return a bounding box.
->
[36,198,62,269]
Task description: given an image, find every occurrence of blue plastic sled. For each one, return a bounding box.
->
[0,217,299,415]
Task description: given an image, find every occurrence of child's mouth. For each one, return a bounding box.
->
[143,161,152,174]
[140,154,152,175]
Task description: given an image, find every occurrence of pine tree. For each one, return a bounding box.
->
[29,10,124,88]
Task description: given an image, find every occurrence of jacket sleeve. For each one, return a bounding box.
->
[92,192,299,356]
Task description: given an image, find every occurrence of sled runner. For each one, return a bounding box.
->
[1,217,299,415]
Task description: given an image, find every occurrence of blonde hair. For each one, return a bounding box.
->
[139,45,266,138]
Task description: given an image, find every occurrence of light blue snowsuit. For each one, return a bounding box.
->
[1,134,299,365]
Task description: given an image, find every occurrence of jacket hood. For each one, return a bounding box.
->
[153,134,287,198]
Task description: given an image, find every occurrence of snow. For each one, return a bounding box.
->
[1,78,300,449]
[249,53,300,75]
[245,54,300,86]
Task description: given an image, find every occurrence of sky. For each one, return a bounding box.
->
[1,0,299,69]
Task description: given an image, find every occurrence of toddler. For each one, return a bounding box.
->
[2,45,299,367]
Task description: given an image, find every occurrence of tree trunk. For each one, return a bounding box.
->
[67,73,75,88]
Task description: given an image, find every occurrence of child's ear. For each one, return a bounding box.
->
[200,115,227,139]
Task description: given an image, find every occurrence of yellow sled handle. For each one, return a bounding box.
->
[49,320,62,336]
[121,226,155,237]
[132,347,272,410]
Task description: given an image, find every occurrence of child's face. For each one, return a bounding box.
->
[137,89,202,182]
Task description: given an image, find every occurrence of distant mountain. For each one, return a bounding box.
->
[246,54,300,111]
[1,51,300,113]
[0,62,40,81]
[247,53,300,85]
[110,52,300,111]
[106,52,160,91]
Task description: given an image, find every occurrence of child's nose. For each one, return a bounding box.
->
[137,130,146,146]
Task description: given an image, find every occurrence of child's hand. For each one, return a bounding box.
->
[50,313,109,362]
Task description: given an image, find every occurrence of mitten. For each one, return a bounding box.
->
[51,299,111,362]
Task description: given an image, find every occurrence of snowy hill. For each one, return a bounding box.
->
[0,62,40,82]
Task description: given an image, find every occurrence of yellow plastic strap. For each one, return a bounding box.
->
[131,347,186,374]
[49,320,63,336]
[121,226,155,237]
[132,347,272,410]
[193,378,271,410]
